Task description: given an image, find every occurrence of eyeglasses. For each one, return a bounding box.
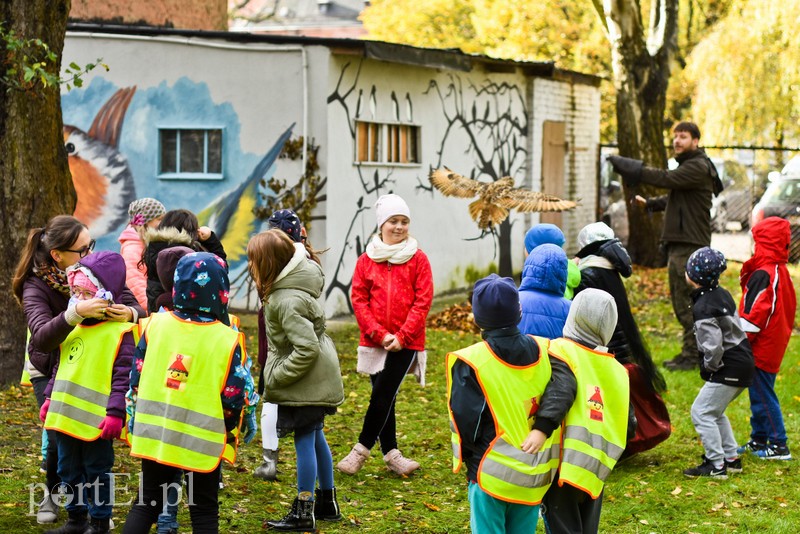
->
[63,239,96,258]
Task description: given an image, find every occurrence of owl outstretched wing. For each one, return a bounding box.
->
[497,188,578,213]
[429,167,487,199]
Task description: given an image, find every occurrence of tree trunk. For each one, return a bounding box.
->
[598,0,678,266]
[0,0,74,384]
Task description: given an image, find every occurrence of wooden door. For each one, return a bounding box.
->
[541,121,566,226]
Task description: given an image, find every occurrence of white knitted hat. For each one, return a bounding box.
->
[375,194,411,230]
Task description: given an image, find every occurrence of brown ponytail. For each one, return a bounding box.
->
[12,215,87,305]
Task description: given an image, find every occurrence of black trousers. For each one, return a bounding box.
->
[542,475,603,534]
[122,459,221,534]
[357,349,416,455]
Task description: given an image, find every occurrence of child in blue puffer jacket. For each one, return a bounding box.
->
[518,243,571,339]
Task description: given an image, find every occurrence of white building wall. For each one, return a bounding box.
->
[61,32,600,316]
[322,56,533,316]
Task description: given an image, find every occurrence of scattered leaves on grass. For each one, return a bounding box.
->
[424,502,441,512]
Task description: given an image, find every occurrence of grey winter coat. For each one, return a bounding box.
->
[262,247,344,407]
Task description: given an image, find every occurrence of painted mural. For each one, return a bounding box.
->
[421,74,528,276]
[61,77,292,305]
[324,61,529,309]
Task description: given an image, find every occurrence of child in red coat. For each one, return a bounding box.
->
[737,217,797,460]
[338,194,433,476]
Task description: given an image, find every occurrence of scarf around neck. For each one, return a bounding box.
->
[366,235,418,264]
[33,264,71,297]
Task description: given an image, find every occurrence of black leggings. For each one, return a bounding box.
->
[122,459,221,534]
[357,349,416,455]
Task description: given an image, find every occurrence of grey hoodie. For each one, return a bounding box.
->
[562,288,618,349]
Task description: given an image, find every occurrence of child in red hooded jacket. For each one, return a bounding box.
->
[737,217,797,460]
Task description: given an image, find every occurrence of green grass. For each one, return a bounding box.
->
[2,264,799,532]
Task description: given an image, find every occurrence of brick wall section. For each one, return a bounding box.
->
[528,77,600,255]
[70,0,228,30]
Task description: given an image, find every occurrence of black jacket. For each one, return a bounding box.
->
[449,326,576,482]
[143,227,227,313]
[691,285,754,387]
[638,149,722,247]
[575,239,666,392]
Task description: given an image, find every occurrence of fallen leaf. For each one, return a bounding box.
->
[671,486,682,496]
[424,502,440,512]
[711,502,725,511]
[639,519,649,525]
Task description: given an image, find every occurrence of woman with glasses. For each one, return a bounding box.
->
[12,215,145,526]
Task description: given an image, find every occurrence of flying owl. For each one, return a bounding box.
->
[429,167,578,229]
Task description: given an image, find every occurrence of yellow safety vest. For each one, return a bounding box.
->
[548,337,630,498]
[446,336,561,505]
[130,312,240,472]
[20,329,32,387]
[44,322,136,441]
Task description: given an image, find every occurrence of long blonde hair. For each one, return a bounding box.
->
[247,229,297,300]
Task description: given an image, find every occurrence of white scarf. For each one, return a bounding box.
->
[576,254,614,271]
[366,235,418,265]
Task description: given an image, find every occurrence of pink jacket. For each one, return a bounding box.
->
[118,225,147,309]
[351,250,433,351]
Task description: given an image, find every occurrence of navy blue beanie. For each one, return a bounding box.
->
[471,274,521,330]
[686,247,727,288]
[268,209,304,243]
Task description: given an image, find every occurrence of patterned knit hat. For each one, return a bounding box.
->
[686,247,727,288]
[128,198,166,227]
[268,209,304,243]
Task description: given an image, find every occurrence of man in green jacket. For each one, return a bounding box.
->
[608,122,723,371]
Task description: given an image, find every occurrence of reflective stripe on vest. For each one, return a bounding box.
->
[45,322,135,441]
[446,337,561,505]
[130,312,239,472]
[548,337,630,498]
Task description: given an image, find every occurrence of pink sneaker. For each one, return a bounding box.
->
[383,449,420,476]
[337,443,370,474]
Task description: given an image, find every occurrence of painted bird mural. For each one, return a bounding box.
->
[198,123,295,265]
[429,167,578,230]
[65,87,137,236]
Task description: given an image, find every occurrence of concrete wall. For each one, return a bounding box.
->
[70,0,228,30]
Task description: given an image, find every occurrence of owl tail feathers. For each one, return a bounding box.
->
[469,198,508,230]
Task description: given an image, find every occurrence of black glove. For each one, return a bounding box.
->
[608,155,644,186]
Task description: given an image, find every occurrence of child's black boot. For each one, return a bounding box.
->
[264,496,315,531]
[43,510,88,534]
[85,517,111,534]
[314,487,342,521]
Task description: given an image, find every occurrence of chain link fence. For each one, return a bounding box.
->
[598,145,800,263]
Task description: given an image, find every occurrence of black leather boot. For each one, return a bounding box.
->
[44,511,89,534]
[85,517,110,534]
[314,487,342,521]
[264,497,315,531]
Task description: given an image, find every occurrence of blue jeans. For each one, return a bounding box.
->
[468,481,539,534]
[749,367,787,446]
[55,432,115,519]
